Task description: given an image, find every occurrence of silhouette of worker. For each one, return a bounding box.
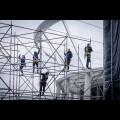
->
[84,43,93,69]
[63,48,73,72]
[33,48,40,73]
[19,54,26,76]
[40,71,49,96]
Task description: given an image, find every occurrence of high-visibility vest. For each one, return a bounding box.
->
[85,52,90,58]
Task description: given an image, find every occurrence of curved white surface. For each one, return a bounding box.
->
[33,20,60,48]
[58,67,103,94]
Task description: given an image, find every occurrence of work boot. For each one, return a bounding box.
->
[42,92,44,96]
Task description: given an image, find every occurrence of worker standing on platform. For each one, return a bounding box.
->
[84,43,93,69]
[40,71,49,96]
[63,48,73,72]
[19,54,26,76]
[33,48,40,73]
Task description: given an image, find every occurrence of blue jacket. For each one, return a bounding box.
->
[21,58,25,65]
[64,51,73,59]
[33,49,40,60]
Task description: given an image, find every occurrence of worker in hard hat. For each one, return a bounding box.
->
[63,48,73,72]
[40,71,49,96]
[19,54,26,76]
[33,47,40,73]
[84,43,93,69]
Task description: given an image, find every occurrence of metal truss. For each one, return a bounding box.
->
[0,21,103,100]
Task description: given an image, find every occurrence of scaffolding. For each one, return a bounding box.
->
[0,20,104,100]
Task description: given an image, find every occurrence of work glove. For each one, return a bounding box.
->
[19,54,21,59]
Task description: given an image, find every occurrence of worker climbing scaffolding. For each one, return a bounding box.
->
[0,20,104,101]
[84,43,93,69]
[33,47,40,73]
[19,54,26,76]
[40,71,49,96]
[62,48,73,72]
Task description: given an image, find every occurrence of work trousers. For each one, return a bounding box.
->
[64,59,71,70]
[33,62,38,73]
[86,58,90,68]
[20,64,24,73]
[40,82,46,95]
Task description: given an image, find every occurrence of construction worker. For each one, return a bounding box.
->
[84,43,93,69]
[33,48,40,73]
[40,71,49,96]
[63,48,73,72]
[19,54,26,76]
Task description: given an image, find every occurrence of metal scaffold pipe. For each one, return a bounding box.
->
[0,20,103,100]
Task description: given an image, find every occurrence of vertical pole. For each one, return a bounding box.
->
[56,83,60,99]
[65,38,68,99]
[32,75,34,100]
[66,79,69,100]
[90,38,92,69]
[54,53,56,99]
[18,41,20,100]
[64,38,66,99]
[84,72,91,100]
[39,31,42,100]
[78,44,80,99]
[16,40,18,100]
[97,85,100,100]
[13,32,15,100]
[9,21,12,100]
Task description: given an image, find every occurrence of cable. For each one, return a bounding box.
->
[77,20,103,29]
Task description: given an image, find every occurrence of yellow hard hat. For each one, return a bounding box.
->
[68,48,70,50]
